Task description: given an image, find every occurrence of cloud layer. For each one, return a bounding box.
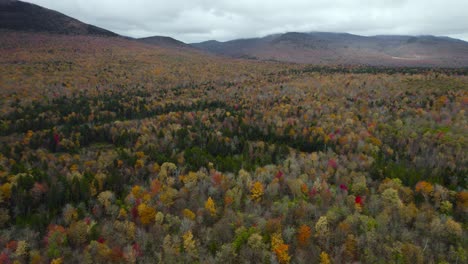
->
[24,0,468,43]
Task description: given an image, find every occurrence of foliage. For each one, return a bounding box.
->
[205,197,217,216]
[250,181,264,202]
[0,32,466,263]
[296,224,312,248]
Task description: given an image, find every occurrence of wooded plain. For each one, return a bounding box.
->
[0,30,467,264]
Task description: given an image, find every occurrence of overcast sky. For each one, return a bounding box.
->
[23,0,468,43]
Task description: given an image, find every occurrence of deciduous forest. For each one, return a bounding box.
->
[0,32,467,264]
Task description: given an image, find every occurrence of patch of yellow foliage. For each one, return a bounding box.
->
[205,197,216,216]
[250,181,264,202]
[137,203,156,225]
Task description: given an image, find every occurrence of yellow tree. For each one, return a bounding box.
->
[137,203,156,225]
[320,251,331,264]
[250,181,264,202]
[182,230,198,256]
[205,197,216,216]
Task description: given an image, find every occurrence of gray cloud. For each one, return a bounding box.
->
[24,0,468,43]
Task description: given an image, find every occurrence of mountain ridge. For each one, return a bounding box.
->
[192,32,468,67]
[1,1,467,67]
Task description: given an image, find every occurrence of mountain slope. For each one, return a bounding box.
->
[137,36,193,49]
[0,0,118,36]
[193,32,468,67]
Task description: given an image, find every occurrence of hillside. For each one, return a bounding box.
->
[193,32,468,67]
[137,36,194,49]
[0,0,118,36]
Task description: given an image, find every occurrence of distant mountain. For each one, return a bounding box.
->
[0,0,117,36]
[137,36,193,49]
[2,0,467,67]
[192,32,468,67]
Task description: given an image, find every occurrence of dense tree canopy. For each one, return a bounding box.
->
[0,32,466,263]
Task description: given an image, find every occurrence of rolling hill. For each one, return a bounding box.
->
[137,36,193,49]
[193,32,468,67]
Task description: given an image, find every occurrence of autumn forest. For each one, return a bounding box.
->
[0,29,467,264]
